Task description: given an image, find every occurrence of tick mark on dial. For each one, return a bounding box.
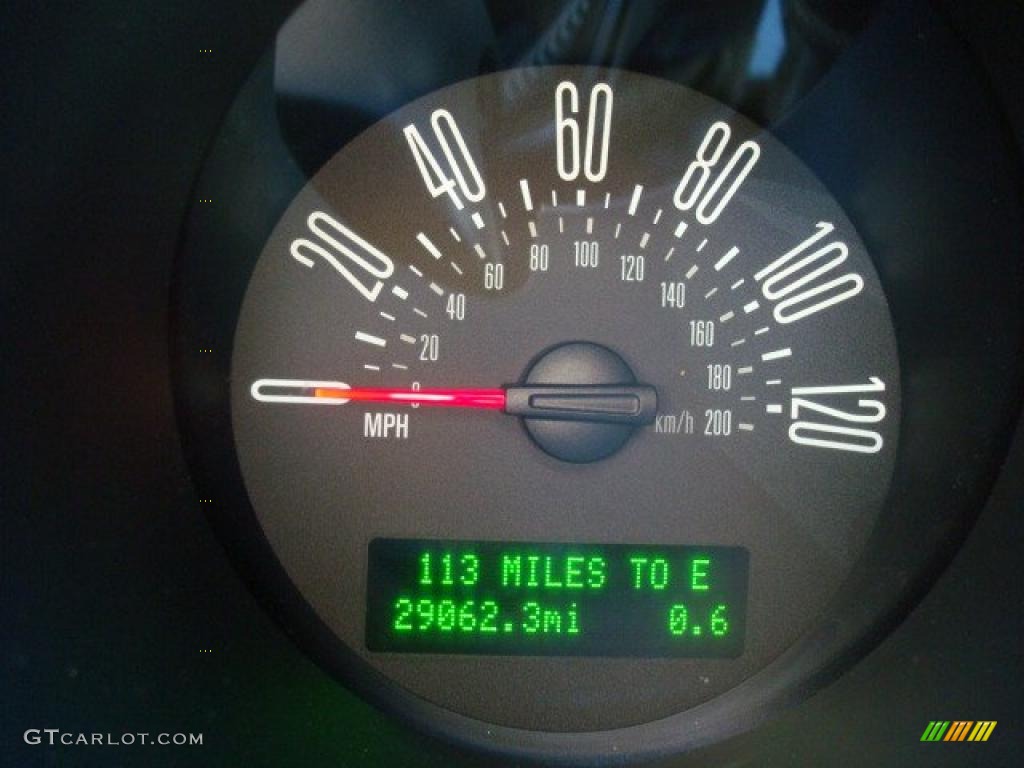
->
[519,179,533,211]
[628,184,643,215]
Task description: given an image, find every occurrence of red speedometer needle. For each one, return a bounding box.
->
[250,379,656,425]
[314,386,507,410]
[317,385,658,425]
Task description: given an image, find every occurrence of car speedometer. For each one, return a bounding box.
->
[172,24,1024,754]
[225,67,897,730]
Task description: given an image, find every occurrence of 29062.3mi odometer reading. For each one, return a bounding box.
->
[366,539,750,657]
[230,67,899,731]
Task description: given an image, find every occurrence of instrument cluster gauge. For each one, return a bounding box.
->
[231,66,900,724]
[173,37,1024,762]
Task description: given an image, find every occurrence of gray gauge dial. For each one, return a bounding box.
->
[230,67,899,731]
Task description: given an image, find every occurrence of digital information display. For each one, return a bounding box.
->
[366,539,749,657]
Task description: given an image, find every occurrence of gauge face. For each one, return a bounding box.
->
[230,67,899,731]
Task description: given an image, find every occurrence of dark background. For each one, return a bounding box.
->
[2,1,1021,765]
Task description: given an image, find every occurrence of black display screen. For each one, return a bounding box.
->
[366,539,749,657]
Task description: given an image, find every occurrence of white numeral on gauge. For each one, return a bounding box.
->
[689,320,715,347]
[704,408,733,436]
[706,364,732,391]
[555,81,613,182]
[620,254,645,282]
[574,240,599,268]
[404,109,486,210]
[251,379,351,404]
[529,243,550,272]
[674,121,760,225]
[445,292,466,321]
[755,222,864,324]
[660,281,686,309]
[419,334,440,362]
[290,212,394,302]
[484,262,504,291]
[789,378,886,453]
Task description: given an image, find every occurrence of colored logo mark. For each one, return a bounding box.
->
[920,721,997,742]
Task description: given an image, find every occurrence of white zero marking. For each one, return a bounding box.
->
[250,379,351,405]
